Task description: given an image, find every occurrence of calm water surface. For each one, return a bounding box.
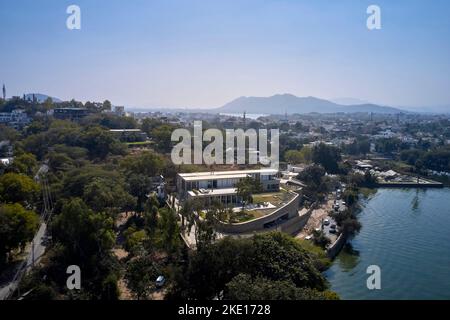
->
[325,188,450,300]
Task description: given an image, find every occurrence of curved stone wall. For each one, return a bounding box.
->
[216,192,300,234]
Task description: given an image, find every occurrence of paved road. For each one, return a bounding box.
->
[0,222,48,300]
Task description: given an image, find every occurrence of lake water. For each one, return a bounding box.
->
[325,188,450,300]
[219,113,267,120]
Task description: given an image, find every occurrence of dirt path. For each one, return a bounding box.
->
[296,198,334,239]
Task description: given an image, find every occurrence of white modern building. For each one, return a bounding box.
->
[0,110,31,128]
[176,168,280,205]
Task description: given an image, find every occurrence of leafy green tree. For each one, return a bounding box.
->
[235,176,263,208]
[340,217,362,236]
[141,118,164,135]
[0,203,39,266]
[82,177,136,214]
[22,132,49,160]
[100,272,120,300]
[0,172,40,205]
[48,152,75,173]
[312,143,341,174]
[285,146,312,164]
[43,97,53,110]
[102,100,112,111]
[225,274,339,300]
[285,150,304,164]
[126,173,152,212]
[375,138,401,154]
[51,198,115,259]
[249,232,327,290]
[61,166,135,214]
[194,206,219,250]
[157,207,181,253]
[144,195,160,235]
[82,126,125,159]
[179,198,202,232]
[120,151,165,177]
[123,227,148,255]
[297,165,325,187]
[343,137,370,156]
[8,152,38,176]
[312,229,330,249]
[83,114,137,129]
[151,124,177,153]
[331,208,361,237]
[173,232,328,299]
[0,124,20,142]
[125,255,160,300]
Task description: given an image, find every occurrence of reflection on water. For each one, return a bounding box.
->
[325,188,450,300]
[336,244,360,271]
[411,188,426,214]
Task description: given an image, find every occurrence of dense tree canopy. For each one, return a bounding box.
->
[312,143,341,174]
[0,172,40,205]
[225,274,338,300]
[170,232,329,300]
[0,203,39,266]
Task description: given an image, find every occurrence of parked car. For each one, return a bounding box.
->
[323,219,330,226]
[156,275,166,288]
[305,235,313,240]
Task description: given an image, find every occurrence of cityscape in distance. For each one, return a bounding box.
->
[1,0,450,313]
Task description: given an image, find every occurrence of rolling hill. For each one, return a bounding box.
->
[216,94,405,114]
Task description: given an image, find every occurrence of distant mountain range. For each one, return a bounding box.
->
[24,93,62,103]
[330,97,371,106]
[216,94,405,115]
[25,92,443,114]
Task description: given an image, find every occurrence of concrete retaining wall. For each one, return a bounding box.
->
[326,232,347,259]
[376,182,443,188]
[279,206,314,235]
[216,192,300,234]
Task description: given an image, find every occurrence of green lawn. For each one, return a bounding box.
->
[126,141,152,146]
[296,239,331,271]
[252,189,292,206]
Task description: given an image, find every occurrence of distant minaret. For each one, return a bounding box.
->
[370,112,373,122]
[243,111,247,128]
[2,84,5,100]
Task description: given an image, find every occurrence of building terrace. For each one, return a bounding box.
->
[176,168,280,204]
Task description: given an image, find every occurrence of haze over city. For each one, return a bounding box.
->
[1,0,450,111]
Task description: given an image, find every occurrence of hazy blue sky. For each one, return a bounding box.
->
[1,0,450,109]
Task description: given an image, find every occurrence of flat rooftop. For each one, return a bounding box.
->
[178,168,278,182]
[188,188,237,197]
[109,129,142,132]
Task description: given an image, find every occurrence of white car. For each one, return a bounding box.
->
[323,219,330,225]
[305,235,313,240]
[156,275,166,288]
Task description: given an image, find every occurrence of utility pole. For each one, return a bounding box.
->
[31,240,35,267]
